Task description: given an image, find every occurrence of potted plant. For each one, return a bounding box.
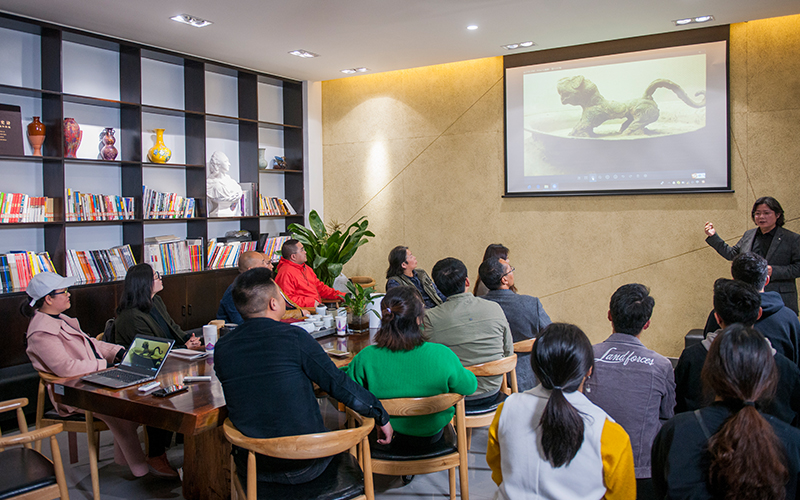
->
[344,281,380,333]
[288,210,374,287]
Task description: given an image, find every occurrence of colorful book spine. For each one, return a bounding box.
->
[0,251,56,291]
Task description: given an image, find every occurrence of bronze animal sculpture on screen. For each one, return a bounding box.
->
[556,75,705,137]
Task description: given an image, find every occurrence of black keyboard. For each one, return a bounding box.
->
[96,370,152,383]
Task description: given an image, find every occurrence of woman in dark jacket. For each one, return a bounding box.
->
[115,263,202,477]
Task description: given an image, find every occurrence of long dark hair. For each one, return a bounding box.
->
[702,324,787,499]
[386,246,409,279]
[373,286,425,351]
[20,295,51,318]
[531,323,594,468]
[473,243,517,294]
[117,263,156,313]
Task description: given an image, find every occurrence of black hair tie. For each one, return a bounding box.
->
[743,401,756,407]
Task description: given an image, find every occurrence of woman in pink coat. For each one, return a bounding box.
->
[23,272,151,477]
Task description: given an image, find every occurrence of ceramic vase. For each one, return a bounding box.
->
[99,127,118,161]
[258,148,268,169]
[147,128,171,163]
[63,118,82,158]
[27,116,45,156]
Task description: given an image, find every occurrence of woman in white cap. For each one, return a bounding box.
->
[22,271,152,477]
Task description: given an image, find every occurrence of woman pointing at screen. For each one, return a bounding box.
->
[705,196,800,313]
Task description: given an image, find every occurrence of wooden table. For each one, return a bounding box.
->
[51,329,376,500]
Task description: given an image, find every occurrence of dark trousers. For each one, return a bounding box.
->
[146,426,174,458]
[637,477,656,500]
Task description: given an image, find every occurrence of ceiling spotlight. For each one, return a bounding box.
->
[341,69,357,74]
[341,67,370,74]
[502,41,536,50]
[170,14,213,28]
[288,50,319,58]
[467,25,478,30]
[673,15,713,26]
[355,67,369,72]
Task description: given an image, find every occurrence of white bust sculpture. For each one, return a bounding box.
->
[206,151,243,217]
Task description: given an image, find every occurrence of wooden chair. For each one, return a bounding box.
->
[370,394,469,500]
[0,398,69,500]
[463,354,518,449]
[35,370,106,500]
[513,338,535,354]
[222,408,374,500]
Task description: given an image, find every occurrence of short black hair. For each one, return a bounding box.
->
[478,257,507,291]
[751,197,785,227]
[713,278,761,327]
[609,284,655,335]
[731,252,769,291]
[431,258,468,297]
[232,267,277,318]
[281,239,301,259]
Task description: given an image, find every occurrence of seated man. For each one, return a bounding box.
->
[478,256,551,391]
[674,278,800,426]
[217,251,272,324]
[423,257,513,407]
[274,239,344,307]
[703,252,800,364]
[214,268,392,484]
[584,284,675,493]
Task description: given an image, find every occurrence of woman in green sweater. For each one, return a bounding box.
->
[345,286,477,447]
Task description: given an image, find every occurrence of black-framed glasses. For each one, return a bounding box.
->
[52,289,69,296]
[153,272,162,280]
[502,267,515,277]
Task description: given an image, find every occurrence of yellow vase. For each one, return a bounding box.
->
[147,128,172,163]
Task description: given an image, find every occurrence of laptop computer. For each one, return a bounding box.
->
[82,334,175,389]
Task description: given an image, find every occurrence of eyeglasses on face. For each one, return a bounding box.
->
[153,272,162,280]
[502,267,515,278]
[52,289,69,296]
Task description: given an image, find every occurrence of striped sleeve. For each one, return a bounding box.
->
[601,419,637,500]
[486,402,505,486]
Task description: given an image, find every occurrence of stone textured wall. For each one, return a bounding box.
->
[321,14,800,356]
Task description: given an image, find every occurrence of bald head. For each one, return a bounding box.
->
[238,251,273,273]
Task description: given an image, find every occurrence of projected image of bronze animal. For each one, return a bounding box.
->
[556,75,705,137]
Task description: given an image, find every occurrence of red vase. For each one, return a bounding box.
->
[63,118,82,158]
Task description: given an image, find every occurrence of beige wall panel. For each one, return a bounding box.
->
[745,14,800,113]
[323,15,800,357]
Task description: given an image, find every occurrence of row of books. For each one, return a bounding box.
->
[142,186,197,219]
[206,240,259,269]
[259,235,290,263]
[259,196,297,217]
[0,251,56,292]
[65,189,135,221]
[66,245,137,284]
[143,238,204,276]
[0,193,55,223]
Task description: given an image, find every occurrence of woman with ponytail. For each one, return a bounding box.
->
[652,324,800,499]
[345,286,477,447]
[486,323,636,499]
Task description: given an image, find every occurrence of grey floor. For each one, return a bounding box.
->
[28,399,498,500]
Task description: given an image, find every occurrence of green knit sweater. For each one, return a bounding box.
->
[344,342,477,436]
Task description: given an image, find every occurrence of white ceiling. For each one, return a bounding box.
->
[1,0,799,82]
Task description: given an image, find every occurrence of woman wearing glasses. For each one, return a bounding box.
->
[115,263,202,477]
[22,271,151,477]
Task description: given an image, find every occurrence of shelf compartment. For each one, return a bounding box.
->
[62,93,138,109]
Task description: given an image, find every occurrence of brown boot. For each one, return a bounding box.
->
[147,453,179,478]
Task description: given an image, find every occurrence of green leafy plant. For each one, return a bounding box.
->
[288,210,374,286]
[344,281,380,318]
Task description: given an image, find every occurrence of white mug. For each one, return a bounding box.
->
[316,305,328,316]
[323,316,334,328]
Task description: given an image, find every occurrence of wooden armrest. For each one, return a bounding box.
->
[0,424,63,447]
[0,398,28,415]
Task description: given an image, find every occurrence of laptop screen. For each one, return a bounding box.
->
[121,336,174,374]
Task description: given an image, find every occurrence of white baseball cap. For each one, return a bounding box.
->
[26,272,76,306]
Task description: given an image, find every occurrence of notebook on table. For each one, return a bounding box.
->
[81,334,175,389]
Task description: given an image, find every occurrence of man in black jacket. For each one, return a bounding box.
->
[215,268,392,484]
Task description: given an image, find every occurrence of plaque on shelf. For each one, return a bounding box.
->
[0,104,24,156]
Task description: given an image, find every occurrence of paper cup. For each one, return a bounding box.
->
[336,315,348,336]
[202,324,218,351]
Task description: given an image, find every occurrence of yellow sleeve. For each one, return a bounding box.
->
[486,402,505,486]
[601,419,636,500]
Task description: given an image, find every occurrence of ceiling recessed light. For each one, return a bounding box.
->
[502,41,536,50]
[341,69,357,74]
[341,67,370,74]
[288,50,319,58]
[355,67,369,73]
[673,15,713,26]
[170,14,213,28]
[467,25,478,31]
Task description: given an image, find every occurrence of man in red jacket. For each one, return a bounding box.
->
[274,239,344,307]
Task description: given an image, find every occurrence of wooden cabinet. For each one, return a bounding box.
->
[160,269,237,331]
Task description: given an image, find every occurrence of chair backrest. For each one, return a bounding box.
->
[465,354,518,377]
[513,338,535,353]
[0,398,30,450]
[102,318,116,344]
[222,409,374,461]
[378,393,465,417]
